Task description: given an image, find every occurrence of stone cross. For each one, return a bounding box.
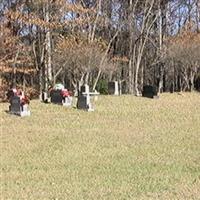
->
[77,84,99,111]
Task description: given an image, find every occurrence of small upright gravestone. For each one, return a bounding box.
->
[142,85,159,99]
[108,81,120,95]
[8,89,31,117]
[77,84,99,112]
[49,84,72,106]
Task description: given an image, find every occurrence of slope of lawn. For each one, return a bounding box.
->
[1,92,200,199]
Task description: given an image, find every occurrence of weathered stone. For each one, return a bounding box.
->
[142,85,158,99]
[77,84,99,111]
[9,96,30,117]
[50,89,72,106]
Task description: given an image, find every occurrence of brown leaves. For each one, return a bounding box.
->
[166,25,200,67]
[5,0,95,30]
[53,35,110,76]
[5,10,93,29]
[53,0,94,14]
[111,56,129,63]
[56,36,107,54]
[0,24,19,62]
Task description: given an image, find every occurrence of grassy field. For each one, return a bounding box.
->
[1,92,200,200]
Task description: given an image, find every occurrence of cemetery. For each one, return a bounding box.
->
[1,92,200,199]
[1,0,200,199]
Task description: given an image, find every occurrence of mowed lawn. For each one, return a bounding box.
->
[0,93,200,200]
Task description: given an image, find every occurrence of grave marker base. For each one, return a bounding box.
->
[63,97,73,107]
[9,105,31,117]
[153,95,159,99]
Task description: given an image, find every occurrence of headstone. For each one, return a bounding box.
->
[142,85,158,99]
[108,81,119,95]
[77,95,90,110]
[50,90,63,104]
[77,84,99,111]
[9,95,30,117]
[50,84,73,107]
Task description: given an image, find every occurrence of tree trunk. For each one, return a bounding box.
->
[12,50,19,87]
[44,0,52,91]
[128,0,134,94]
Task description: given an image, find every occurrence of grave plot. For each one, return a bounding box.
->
[142,85,159,99]
[77,84,99,112]
[42,83,73,106]
[7,88,31,117]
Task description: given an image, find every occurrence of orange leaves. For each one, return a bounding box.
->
[5,0,95,30]
[167,21,200,48]
[53,35,110,74]
[6,10,54,29]
[5,10,92,29]
[111,56,129,63]
[1,30,18,47]
[168,31,200,47]
[0,24,19,62]
[166,27,200,67]
[56,36,107,54]
[53,0,94,14]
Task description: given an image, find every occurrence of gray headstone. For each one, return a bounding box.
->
[50,90,73,106]
[9,96,30,117]
[77,85,94,111]
[142,85,158,98]
[50,90,63,104]
[9,96,21,113]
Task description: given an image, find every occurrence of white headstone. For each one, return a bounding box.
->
[114,81,119,95]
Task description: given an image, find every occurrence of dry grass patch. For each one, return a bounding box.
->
[1,92,200,199]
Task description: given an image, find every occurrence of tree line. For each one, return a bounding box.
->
[0,0,200,99]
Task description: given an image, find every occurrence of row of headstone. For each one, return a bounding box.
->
[41,83,99,112]
[7,85,99,117]
[108,81,159,99]
[7,82,159,117]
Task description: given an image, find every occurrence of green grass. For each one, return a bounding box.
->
[1,93,200,200]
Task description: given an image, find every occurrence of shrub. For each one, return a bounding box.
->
[96,79,108,95]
